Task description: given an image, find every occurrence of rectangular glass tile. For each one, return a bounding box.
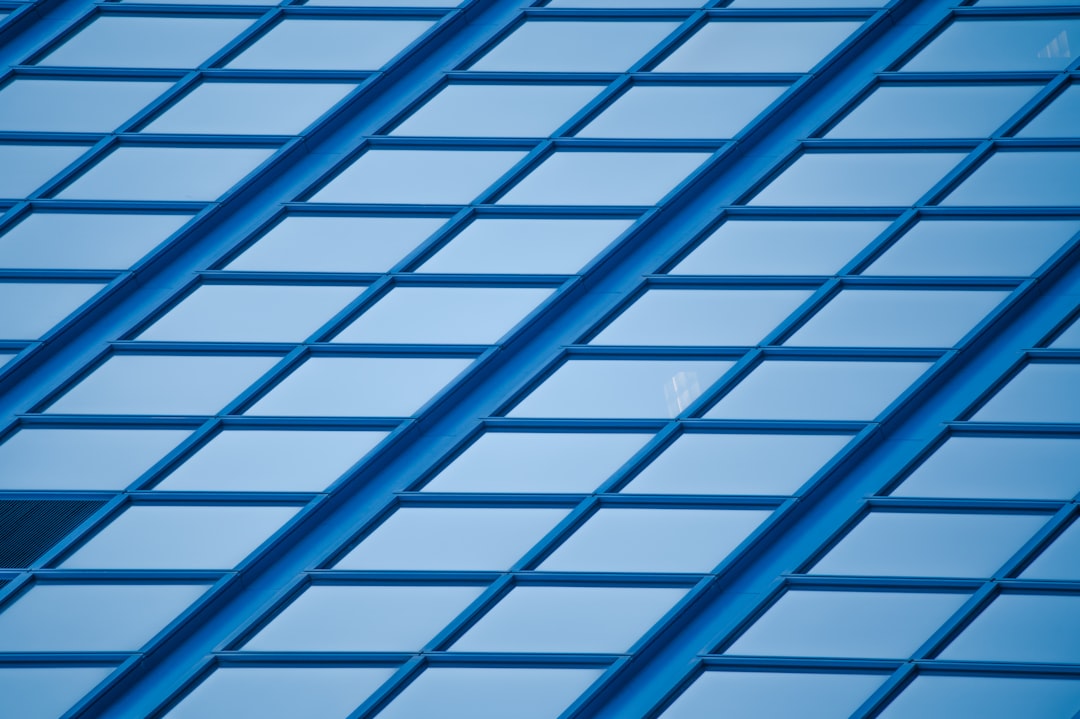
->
[878,675,1080,719]
[0,282,107,339]
[1021,521,1080,580]
[0,667,115,719]
[1050,316,1080,348]
[941,151,1080,207]
[0,78,172,133]
[225,19,435,70]
[971,363,1080,423]
[546,0,702,5]
[0,143,91,199]
[938,594,1080,663]
[901,19,1080,72]
[1016,85,1080,137]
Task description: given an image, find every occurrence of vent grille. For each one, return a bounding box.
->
[0,500,106,569]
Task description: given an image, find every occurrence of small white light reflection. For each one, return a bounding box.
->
[1038,30,1072,59]
[664,370,702,416]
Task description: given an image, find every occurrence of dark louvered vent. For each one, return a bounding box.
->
[0,500,106,569]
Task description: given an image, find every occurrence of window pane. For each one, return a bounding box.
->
[1017,86,1080,138]
[468,21,680,72]
[878,675,1080,719]
[225,19,435,70]
[0,666,115,719]
[60,505,300,569]
[622,433,851,495]
[245,356,472,417]
[547,0,702,6]
[226,216,447,273]
[331,287,553,344]
[309,149,526,204]
[748,152,965,206]
[0,282,106,339]
[577,85,787,139]
[590,289,812,346]
[36,16,254,69]
[390,83,604,137]
[422,431,652,493]
[1022,521,1080,580]
[941,152,1080,207]
[0,428,191,491]
[0,143,90,198]
[45,355,279,415]
[242,584,485,651]
[416,218,632,274]
[809,511,1048,578]
[0,583,210,651]
[498,151,710,206]
[55,147,275,202]
[143,82,355,135]
[901,19,1080,72]
[334,507,569,570]
[670,220,889,276]
[704,360,932,421]
[654,21,861,73]
[137,285,365,343]
[538,508,771,573]
[826,85,1040,139]
[971,363,1080,423]
[1050,317,1080,348]
[783,289,1009,348]
[508,359,735,419]
[155,429,388,492]
[450,586,688,653]
[938,594,1080,663]
[725,590,969,658]
[0,78,172,132]
[862,220,1080,277]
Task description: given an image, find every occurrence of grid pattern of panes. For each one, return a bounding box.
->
[1,0,1079,714]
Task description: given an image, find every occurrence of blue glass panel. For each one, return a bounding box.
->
[902,19,1080,72]
[242,585,486,651]
[308,0,462,5]
[826,85,1041,139]
[941,152,1080,207]
[224,19,436,70]
[862,219,1080,277]
[497,151,710,206]
[669,220,889,276]
[165,667,396,719]
[730,0,887,5]
[55,147,275,202]
[0,583,210,651]
[590,289,812,346]
[416,218,632,274]
[878,675,1080,719]
[154,429,388,492]
[0,428,192,490]
[60,505,300,569]
[0,78,172,132]
[1050,317,1080,348]
[971,363,1080,423]
[450,585,689,653]
[507,359,735,419]
[938,594,1080,663]
[654,21,861,72]
[537,508,771,572]
[704,360,932,421]
[622,433,852,495]
[0,143,91,198]
[137,284,365,343]
[576,85,787,139]
[725,590,970,658]
[1022,521,1080,580]
[0,282,106,339]
[309,149,526,204]
[748,152,965,207]
[244,356,473,417]
[45,355,280,416]
[390,83,605,137]
[421,431,653,493]
[334,507,570,570]
[547,0,701,6]
[1017,86,1080,137]
[377,668,604,719]
[0,666,115,719]
[36,16,255,69]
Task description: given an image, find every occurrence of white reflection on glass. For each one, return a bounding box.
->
[902,19,1080,72]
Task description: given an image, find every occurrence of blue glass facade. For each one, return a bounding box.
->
[1,0,1079,715]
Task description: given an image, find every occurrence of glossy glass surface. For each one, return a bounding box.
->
[60,505,300,569]
[507,359,735,418]
[225,19,435,70]
[941,152,1080,206]
[143,82,355,135]
[704,360,931,421]
[748,152,965,206]
[391,83,604,137]
[591,289,812,346]
[0,428,191,490]
[1050,317,1080,348]
[55,147,275,202]
[242,584,485,651]
[938,594,1080,663]
[971,364,1080,423]
[724,590,970,658]
[137,284,364,343]
[670,220,889,275]
[422,431,652,493]
[450,585,689,653]
[0,282,106,339]
[0,143,90,198]
[901,19,1080,72]
[877,675,1080,719]
[0,78,172,132]
[546,0,701,5]
[309,149,526,204]
[1017,86,1080,137]
[45,355,279,415]
[0,666,115,719]
[0,583,209,651]
[244,356,472,416]
[622,433,851,495]
[155,429,388,492]
[335,507,569,570]
[331,287,553,344]
[654,21,861,72]
[1021,521,1080,580]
